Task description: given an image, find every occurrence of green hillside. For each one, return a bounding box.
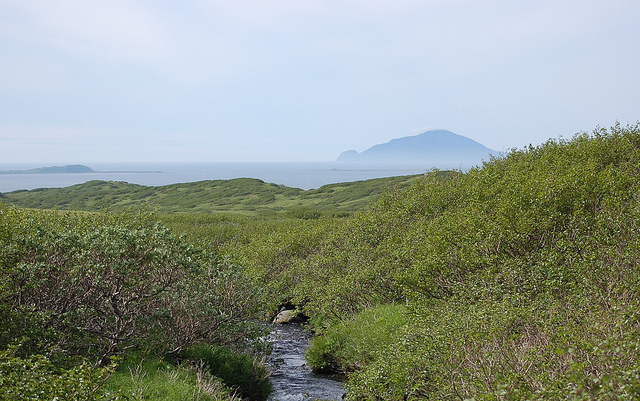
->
[236,123,640,399]
[0,175,421,216]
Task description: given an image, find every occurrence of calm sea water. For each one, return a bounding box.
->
[0,161,474,193]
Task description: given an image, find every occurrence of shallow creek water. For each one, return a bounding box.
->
[267,324,345,401]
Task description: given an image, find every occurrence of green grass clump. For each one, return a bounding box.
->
[102,354,240,401]
[306,303,406,374]
[180,344,273,401]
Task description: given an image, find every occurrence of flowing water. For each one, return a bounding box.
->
[268,324,345,401]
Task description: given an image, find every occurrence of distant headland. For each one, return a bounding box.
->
[0,164,95,174]
[0,164,163,175]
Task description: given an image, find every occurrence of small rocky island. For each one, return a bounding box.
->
[0,165,94,174]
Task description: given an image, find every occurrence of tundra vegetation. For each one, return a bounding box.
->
[1,123,640,400]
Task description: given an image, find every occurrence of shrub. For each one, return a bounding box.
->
[0,207,260,365]
[284,206,322,220]
[0,344,115,401]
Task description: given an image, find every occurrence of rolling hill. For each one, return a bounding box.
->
[0,175,425,216]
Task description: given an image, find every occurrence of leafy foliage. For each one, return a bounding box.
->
[0,208,258,363]
[0,206,264,400]
[0,344,114,401]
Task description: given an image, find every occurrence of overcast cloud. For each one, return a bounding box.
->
[1,0,638,162]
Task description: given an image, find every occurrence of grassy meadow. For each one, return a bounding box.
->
[1,123,640,400]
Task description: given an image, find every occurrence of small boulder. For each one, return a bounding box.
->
[272,309,307,324]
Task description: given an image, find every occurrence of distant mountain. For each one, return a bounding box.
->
[0,164,94,174]
[337,130,496,163]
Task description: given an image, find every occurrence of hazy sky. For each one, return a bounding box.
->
[1,0,639,163]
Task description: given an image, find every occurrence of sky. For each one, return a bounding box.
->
[1,0,639,163]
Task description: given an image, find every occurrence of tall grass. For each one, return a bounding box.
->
[101,354,241,401]
[306,303,407,374]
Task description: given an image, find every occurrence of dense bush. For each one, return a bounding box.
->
[351,123,640,399]
[0,344,115,401]
[0,207,264,399]
[0,208,259,363]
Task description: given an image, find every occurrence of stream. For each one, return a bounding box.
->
[267,324,345,401]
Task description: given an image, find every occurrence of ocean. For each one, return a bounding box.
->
[0,161,472,193]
